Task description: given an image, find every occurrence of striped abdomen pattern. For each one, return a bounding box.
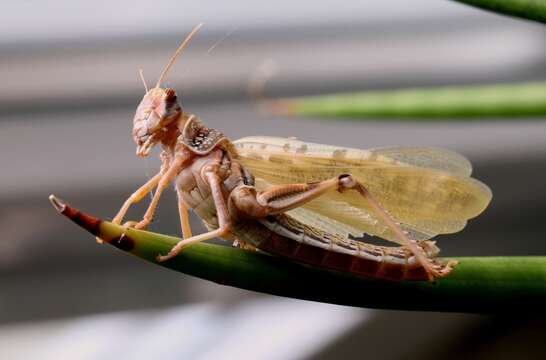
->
[235,214,450,281]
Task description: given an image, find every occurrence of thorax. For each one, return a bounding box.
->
[174,148,242,229]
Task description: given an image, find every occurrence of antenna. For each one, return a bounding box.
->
[155,23,204,88]
[139,68,149,93]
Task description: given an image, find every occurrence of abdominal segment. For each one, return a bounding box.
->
[234,214,447,281]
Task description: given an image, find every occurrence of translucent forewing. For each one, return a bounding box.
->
[233,136,492,244]
[365,146,472,176]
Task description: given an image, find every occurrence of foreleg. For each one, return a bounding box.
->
[112,173,162,226]
[97,168,164,243]
[134,150,190,230]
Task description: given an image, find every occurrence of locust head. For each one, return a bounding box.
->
[133,87,182,157]
[131,23,203,157]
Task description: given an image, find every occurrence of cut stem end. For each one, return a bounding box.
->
[49,194,66,213]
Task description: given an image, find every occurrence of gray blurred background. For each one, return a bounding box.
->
[1,0,546,359]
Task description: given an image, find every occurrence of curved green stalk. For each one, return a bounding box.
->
[272,82,546,120]
[50,196,546,314]
[453,0,546,24]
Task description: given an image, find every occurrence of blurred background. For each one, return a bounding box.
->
[1,0,546,359]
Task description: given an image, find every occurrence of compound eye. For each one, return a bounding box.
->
[164,88,177,101]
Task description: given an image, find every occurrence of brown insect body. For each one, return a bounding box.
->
[99,24,492,281]
[139,103,451,281]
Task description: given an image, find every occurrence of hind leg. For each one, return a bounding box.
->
[233,174,444,280]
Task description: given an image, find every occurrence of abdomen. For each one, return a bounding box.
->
[233,214,446,281]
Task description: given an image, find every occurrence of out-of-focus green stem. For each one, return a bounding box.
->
[272,82,546,120]
[453,0,546,24]
[52,197,546,314]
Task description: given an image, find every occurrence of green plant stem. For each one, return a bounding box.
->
[273,82,546,120]
[52,197,546,314]
[453,0,546,24]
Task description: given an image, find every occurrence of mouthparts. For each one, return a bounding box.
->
[136,134,156,157]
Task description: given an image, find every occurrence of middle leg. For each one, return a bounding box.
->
[177,192,193,239]
[157,170,231,262]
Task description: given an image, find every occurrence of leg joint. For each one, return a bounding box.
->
[218,223,232,233]
[338,174,357,191]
